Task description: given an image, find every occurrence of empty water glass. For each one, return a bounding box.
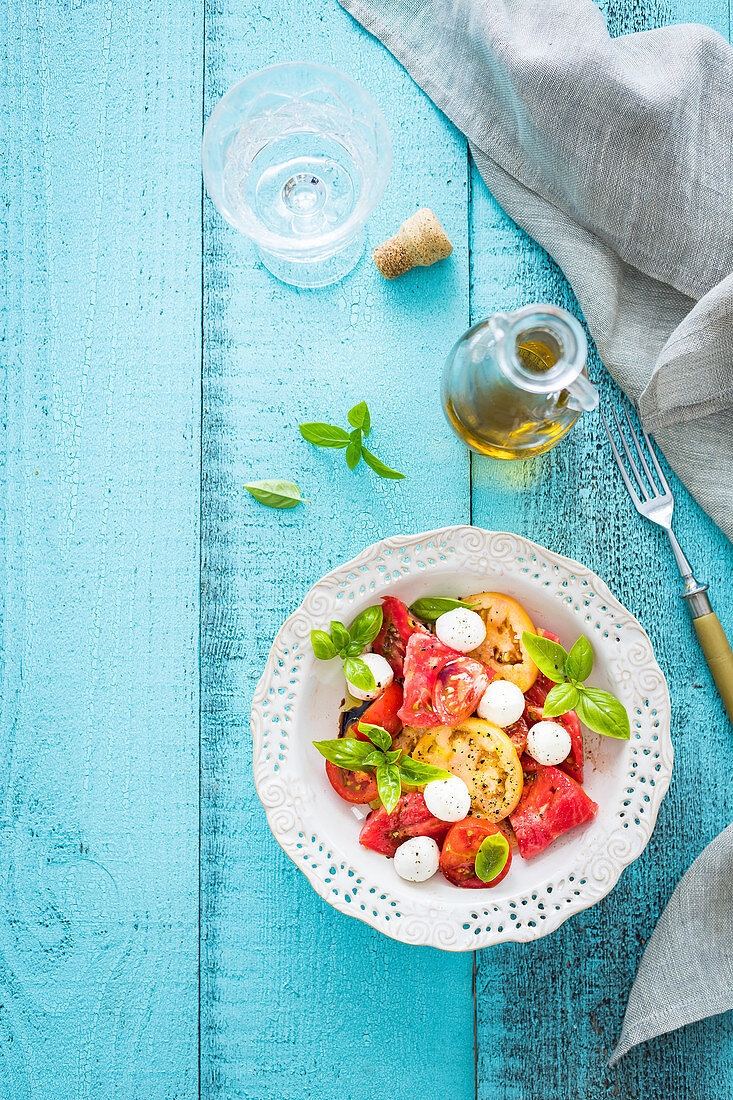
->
[202,63,392,288]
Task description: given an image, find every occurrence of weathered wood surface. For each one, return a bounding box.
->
[3,0,732,1095]
[1,0,201,1094]
[200,5,477,1098]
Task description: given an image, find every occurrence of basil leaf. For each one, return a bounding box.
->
[542,682,580,718]
[521,631,568,683]
[347,401,371,436]
[244,479,305,509]
[345,641,365,658]
[361,446,406,480]
[349,605,384,647]
[345,431,362,471]
[330,620,351,656]
[311,629,338,660]
[409,596,475,622]
[565,636,594,683]
[357,721,392,751]
[299,422,351,448]
[384,749,401,763]
[398,756,453,785]
[344,657,377,693]
[360,750,387,768]
[376,764,402,813]
[575,687,631,740]
[475,834,510,883]
[313,738,374,770]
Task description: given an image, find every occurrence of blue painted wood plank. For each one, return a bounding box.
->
[470,0,733,1096]
[0,0,202,1094]
[200,5,477,1098]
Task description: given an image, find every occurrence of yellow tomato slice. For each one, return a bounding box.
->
[466,591,539,692]
[411,718,524,822]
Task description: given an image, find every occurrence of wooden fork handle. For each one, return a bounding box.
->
[692,611,733,725]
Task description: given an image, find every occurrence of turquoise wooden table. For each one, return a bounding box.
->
[3,0,732,1093]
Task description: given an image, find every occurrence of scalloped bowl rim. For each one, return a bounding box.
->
[251,526,672,951]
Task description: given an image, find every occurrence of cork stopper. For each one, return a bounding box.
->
[372,208,453,279]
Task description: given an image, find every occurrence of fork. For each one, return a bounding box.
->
[601,403,733,725]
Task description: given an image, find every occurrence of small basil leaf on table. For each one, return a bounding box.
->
[345,432,363,470]
[349,605,383,646]
[361,446,405,480]
[564,636,594,683]
[357,721,392,751]
[575,687,631,740]
[330,620,351,655]
[299,422,351,448]
[311,629,338,660]
[347,400,371,435]
[376,763,402,812]
[409,596,475,621]
[360,750,387,768]
[521,631,569,683]
[244,479,305,509]
[345,641,365,658]
[343,657,377,692]
[397,756,453,785]
[542,682,581,718]
[475,833,510,883]
[313,738,374,770]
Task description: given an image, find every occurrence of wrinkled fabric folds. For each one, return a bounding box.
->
[610,824,733,1062]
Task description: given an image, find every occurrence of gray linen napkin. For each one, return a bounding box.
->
[610,824,733,1062]
[339,0,733,538]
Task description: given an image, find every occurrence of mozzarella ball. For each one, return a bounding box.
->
[476,679,525,726]
[423,777,471,822]
[526,720,572,766]
[345,652,394,701]
[393,836,441,882]
[435,608,487,653]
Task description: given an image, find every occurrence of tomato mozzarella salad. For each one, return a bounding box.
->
[318,593,599,890]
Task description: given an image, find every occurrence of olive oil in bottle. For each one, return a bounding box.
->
[442,305,598,459]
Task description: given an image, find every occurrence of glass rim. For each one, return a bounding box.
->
[201,62,393,255]
[502,304,588,394]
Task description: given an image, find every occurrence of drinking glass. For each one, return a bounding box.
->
[202,63,392,288]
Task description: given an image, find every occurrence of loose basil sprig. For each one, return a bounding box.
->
[313,721,452,812]
[521,632,630,740]
[409,596,476,622]
[300,401,405,481]
[475,833,510,883]
[311,605,384,692]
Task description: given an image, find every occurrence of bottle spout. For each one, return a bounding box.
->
[567,373,600,412]
[486,311,511,344]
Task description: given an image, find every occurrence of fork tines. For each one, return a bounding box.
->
[600,403,671,508]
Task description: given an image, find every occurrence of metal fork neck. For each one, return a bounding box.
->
[666,528,712,617]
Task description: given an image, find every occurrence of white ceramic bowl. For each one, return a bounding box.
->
[251,527,672,951]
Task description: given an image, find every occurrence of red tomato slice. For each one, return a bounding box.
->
[505,715,530,756]
[325,759,378,804]
[359,792,451,856]
[359,681,404,737]
[397,632,465,727]
[557,709,584,782]
[510,763,598,859]
[372,597,429,677]
[440,818,513,889]
[432,658,490,725]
